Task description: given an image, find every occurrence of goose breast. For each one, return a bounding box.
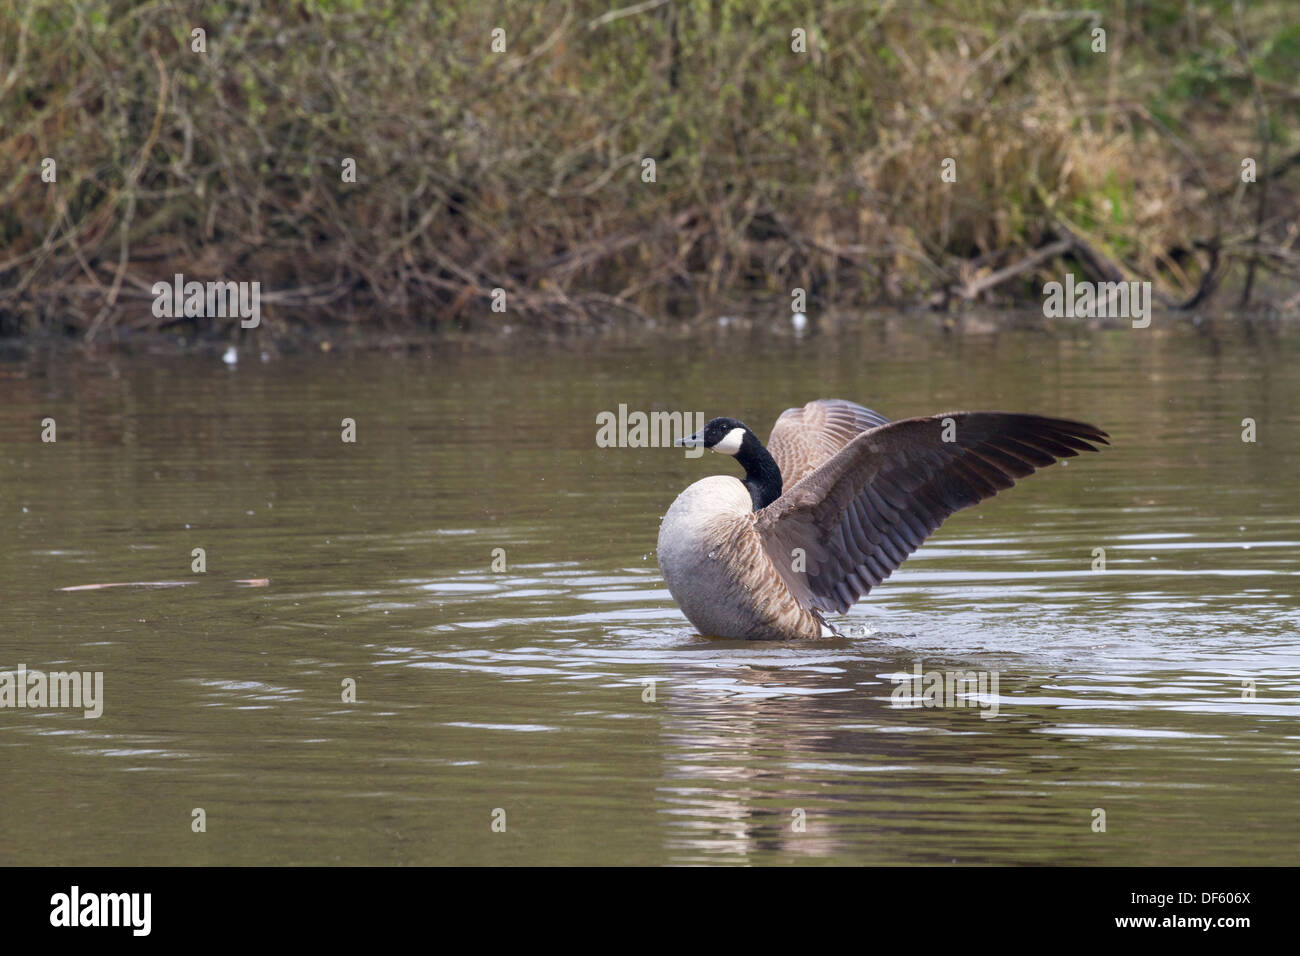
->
[657,476,821,640]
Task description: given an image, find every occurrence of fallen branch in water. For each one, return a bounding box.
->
[60,579,268,591]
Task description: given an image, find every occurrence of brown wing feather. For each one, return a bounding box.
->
[766,399,891,487]
[755,412,1109,614]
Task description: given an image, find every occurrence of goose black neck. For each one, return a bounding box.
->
[736,431,783,511]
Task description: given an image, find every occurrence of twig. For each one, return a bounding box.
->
[953,238,1074,299]
[85,49,169,343]
[587,0,669,31]
[1232,1,1270,308]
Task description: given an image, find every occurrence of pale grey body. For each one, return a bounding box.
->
[657,399,1109,641]
[657,476,826,641]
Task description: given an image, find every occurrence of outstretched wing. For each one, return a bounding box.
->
[766,399,891,488]
[756,412,1109,614]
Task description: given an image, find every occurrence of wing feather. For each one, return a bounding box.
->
[766,399,891,487]
[756,412,1109,614]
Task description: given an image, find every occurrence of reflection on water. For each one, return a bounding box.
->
[1,317,1298,864]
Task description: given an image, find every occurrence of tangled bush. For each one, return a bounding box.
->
[1,0,1296,339]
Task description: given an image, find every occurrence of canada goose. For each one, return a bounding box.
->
[657,399,1108,640]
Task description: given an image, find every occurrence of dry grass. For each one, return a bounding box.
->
[1,0,1297,340]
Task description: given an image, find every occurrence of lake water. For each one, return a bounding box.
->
[1,316,1297,865]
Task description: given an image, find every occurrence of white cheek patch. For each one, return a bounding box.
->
[711,427,746,456]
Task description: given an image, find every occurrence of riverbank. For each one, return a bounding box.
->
[2,304,1295,365]
[3,1,1297,338]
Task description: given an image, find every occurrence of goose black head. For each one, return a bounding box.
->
[676,417,751,456]
[677,417,782,510]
